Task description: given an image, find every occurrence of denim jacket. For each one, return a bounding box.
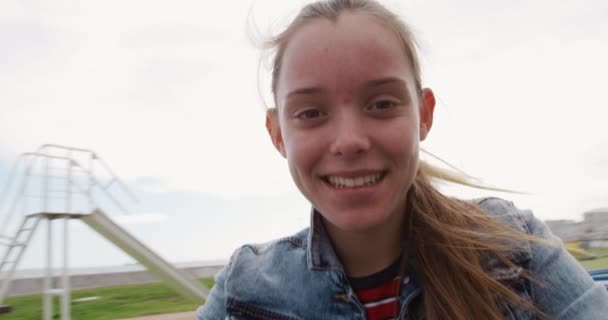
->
[197,198,608,319]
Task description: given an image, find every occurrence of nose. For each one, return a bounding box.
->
[329,112,371,158]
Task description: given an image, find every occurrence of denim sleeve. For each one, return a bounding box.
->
[196,251,237,320]
[518,205,608,319]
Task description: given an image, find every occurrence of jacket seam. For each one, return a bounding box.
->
[242,236,306,255]
[476,196,504,206]
[227,298,301,320]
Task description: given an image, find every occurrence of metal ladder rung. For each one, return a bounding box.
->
[0,241,12,247]
[8,242,25,247]
[0,246,24,259]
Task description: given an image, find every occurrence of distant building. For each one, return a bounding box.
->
[545,219,584,243]
[545,208,608,248]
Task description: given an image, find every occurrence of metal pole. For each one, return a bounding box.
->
[61,155,73,320]
[61,217,70,320]
[42,156,48,214]
[43,156,52,320]
[43,222,53,320]
[89,153,94,212]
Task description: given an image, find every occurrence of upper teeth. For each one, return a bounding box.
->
[327,174,382,188]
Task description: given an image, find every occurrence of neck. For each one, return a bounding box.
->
[323,214,405,278]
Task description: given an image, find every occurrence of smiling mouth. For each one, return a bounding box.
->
[322,172,386,189]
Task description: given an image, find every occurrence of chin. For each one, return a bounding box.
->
[323,211,393,233]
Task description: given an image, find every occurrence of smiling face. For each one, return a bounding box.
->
[267,12,435,232]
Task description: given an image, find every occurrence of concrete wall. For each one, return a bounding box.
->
[7,264,223,297]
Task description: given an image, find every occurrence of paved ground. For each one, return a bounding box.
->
[118,311,196,320]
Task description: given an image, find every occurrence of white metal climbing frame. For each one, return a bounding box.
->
[0,144,208,320]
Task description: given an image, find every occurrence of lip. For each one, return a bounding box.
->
[320,169,386,178]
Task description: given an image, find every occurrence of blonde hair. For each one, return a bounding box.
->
[264,1,546,319]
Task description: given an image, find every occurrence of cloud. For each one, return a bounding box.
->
[0,0,607,219]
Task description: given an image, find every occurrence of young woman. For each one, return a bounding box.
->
[198,1,608,319]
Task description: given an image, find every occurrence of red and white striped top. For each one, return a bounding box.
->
[354,276,405,320]
[349,258,409,320]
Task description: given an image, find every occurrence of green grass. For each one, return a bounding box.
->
[579,247,608,270]
[580,256,608,270]
[3,247,607,320]
[3,278,214,320]
[587,247,608,256]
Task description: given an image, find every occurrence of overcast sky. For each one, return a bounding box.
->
[1,0,607,269]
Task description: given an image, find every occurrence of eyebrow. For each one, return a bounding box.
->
[365,77,407,88]
[286,86,325,99]
[285,77,408,99]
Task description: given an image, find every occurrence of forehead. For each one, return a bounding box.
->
[276,12,415,100]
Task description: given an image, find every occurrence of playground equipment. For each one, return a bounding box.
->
[0,144,208,319]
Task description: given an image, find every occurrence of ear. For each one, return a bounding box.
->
[265,109,286,157]
[419,88,436,141]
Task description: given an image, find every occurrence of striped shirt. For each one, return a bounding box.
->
[349,258,408,320]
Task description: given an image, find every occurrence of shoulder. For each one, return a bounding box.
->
[222,228,310,282]
[473,199,608,317]
[212,228,332,318]
[198,228,314,319]
[233,227,309,259]
[473,197,536,236]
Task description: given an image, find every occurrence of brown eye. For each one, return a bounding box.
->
[368,100,398,111]
[295,108,324,119]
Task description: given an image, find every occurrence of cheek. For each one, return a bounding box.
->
[379,122,420,157]
[284,132,322,178]
[285,136,324,202]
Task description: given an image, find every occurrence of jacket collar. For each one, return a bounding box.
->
[306,207,423,310]
[306,208,346,272]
